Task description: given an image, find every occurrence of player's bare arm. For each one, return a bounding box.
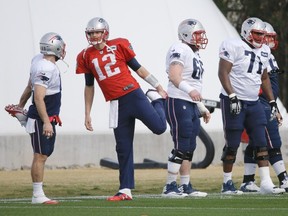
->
[18,79,32,108]
[34,85,53,137]
[84,85,94,131]
[218,58,234,95]
[137,66,167,98]
[5,79,31,126]
[169,61,201,101]
[168,61,183,87]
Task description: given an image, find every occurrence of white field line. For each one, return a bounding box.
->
[1,194,288,211]
[0,193,287,203]
[0,206,288,211]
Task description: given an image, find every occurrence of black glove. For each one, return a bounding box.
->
[229,93,241,115]
[269,100,282,122]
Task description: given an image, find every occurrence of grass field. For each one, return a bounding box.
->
[1,165,288,216]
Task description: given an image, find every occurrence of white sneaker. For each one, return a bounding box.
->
[239,181,260,193]
[260,181,285,194]
[221,180,243,195]
[162,181,188,198]
[32,195,59,204]
[145,89,162,101]
[280,177,288,192]
[178,183,207,197]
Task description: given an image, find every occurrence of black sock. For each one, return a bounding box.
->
[243,174,255,183]
[278,171,287,184]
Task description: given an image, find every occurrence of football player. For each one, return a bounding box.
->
[76,17,167,201]
[161,18,210,198]
[218,17,285,194]
[5,32,66,204]
[240,22,288,193]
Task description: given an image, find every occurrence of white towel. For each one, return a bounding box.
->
[25,118,36,134]
[109,100,119,128]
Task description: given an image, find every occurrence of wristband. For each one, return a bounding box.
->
[196,102,209,114]
[144,74,160,88]
[178,81,194,94]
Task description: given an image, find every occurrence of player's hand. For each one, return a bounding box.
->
[43,122,54,138]
[85,116,93,131]
[202,112,211,124]
[269,100,283,126]
[189,89,202,101]
[229,93,241,115]
[196,102,211,123]
[156,85,168,99]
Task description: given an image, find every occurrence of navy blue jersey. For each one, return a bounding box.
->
[28,93,61,119]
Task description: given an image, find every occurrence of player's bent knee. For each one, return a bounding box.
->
[153,126,166,135]
[151,123,167,135]
[268,148,282,158]
[221,146,237,164]
[254,147,269,161]
[184,151,193,161]
[268,148,283,164]
[168,149,188,164]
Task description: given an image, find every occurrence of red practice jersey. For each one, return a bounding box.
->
[76,38,140,101]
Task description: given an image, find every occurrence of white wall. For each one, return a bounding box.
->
[1,0,287,169]
[1,0,287,136]
[0,0,242,136]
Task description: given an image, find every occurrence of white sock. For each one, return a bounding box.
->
[166,173,178,184]
[166,161,180,184]
[272,160,286,176]
[244,163,257,175]
[180,175,190,185]
[33,182,45,197]
[119,188,132,198]
[259,166,274,185]
[223,172,232,183]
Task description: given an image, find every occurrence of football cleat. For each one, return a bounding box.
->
[32,196,59,204]
[178,182,207,197]
[260,181,285,194]
[5,104,28,127]
[221,180,243,195]
[162,181,188,198]
[280,176,288,192]
[107,192,132,201]
[239,181,260,193]
[145,89,162,101]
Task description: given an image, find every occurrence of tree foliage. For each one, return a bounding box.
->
[213,0,288,110]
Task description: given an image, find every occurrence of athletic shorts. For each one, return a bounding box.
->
[165,97,200,152]
[220,94,267,149]
[29,119,56,157]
